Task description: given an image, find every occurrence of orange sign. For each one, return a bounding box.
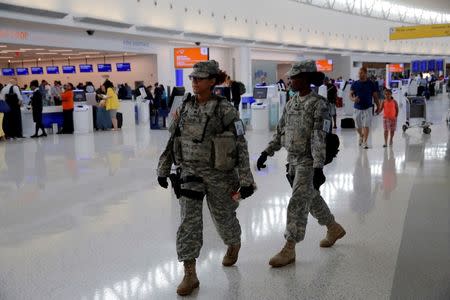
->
[388,64,404,73]
[174,47,209,68]
[316,59,333,72]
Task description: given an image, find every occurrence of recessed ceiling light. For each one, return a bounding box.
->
[0,56,13,59]
[36,53,58,55]
[78,52,100,55]
[52,49,73,52]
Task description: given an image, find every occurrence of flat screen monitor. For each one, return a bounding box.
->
[436,59,444,72]
[116,63,131,72]
[2,68,14,76]
[46,66,59,74]
[420,60,428,72]
[427,60,436,72]
[174,47,209,68]
[73,89,86,102]
[411,61,420,73]
[31,67,44,75]
[79,64,93,73]
[62,65,76,74]
[390,81,400,89]
[214,86,231,101]
[168,86,186,108]
[98,64,112,72]
[253,87,268,99]
[16,68,29,76]
[316,59,333,72]
[21,91,33,105]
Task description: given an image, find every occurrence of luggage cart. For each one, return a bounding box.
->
[402,96,432,134]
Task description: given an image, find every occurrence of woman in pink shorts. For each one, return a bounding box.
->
[380,89,399,147]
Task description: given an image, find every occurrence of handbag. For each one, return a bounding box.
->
[0,100,10,113]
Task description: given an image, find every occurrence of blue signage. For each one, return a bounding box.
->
[62,65,76,74]
[16,68,29,76]
[31,67,44,75]
[79,64,93,73]
[2,68,15,76]
[116,63,131,72]
[98,64,112,72]
[46,66,59,74]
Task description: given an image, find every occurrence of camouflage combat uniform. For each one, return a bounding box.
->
[158,93,255,261]
[264,91,335,243]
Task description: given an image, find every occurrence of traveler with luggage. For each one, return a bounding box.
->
[157,60,255,296]
[29,80,47,138]
[256,60,346,268]
[0,79,24,139]
[102,80,120,131]
[350,67,381,149]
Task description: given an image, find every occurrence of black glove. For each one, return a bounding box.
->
[239,185,255,199]
[313,168,326,190]
[158,176,169,189]
[257,151,268,170]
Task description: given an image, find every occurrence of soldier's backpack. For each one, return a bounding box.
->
[237,82,246,95]
[325,133,340,165]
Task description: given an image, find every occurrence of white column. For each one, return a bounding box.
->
[234,46,252,91]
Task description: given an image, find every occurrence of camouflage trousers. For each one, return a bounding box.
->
[285,160,335,243]
[177,168,241,262]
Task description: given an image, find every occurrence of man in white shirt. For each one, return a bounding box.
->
[318,78,328,99]
[0,79,24,138]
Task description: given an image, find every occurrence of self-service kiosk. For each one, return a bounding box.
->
[251,86,280,131]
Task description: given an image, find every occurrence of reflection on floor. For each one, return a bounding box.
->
[0,94,449,299]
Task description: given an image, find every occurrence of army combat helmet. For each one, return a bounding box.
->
[189,60,220,79]
[286,60,325,86]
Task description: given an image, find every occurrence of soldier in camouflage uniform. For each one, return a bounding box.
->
[257,60,346,268]
[157,60,256,296]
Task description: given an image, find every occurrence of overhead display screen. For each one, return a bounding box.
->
[2,68,15,76]
[31,67,44,75]
[16,68,29,76]
[174,47,210,68]
[411,61,420,73]
[315,59,333,72]
[116,63,131,72]
[62,65,76,74]
[46,66,59,74]
[98,64,112,72]
[79,64,93,73]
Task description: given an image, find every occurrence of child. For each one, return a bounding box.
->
[380,89,399,147]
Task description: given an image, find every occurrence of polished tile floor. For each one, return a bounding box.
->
[0,94,449,300]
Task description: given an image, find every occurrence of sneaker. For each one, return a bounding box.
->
[383,144,387,148]
[359,137,363,146]
[363,143,369,149]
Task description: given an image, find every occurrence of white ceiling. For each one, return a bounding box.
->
[393,0,450,13]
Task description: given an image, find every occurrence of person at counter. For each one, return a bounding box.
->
[58,83,74,134]
[29,80,47,138]
[0,79,24,139]
[51,81,63,106]
[102,80,120,131]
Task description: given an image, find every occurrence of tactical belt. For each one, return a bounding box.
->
[181,176,203,184]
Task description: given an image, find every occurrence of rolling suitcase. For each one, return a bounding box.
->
[96,107,112,130]
[116,112,123,129]
[341,118,355,129]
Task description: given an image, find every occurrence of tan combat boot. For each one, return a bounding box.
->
[222,243,241,267]
[320,221,346,248]
[269,240,296,268]
[176,260,200,296]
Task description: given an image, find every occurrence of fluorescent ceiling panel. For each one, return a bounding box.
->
[135,26,183,35]
[73,17,133,28]
[0,3,67,18]
[222,37,255,44]
[183,32,222,40]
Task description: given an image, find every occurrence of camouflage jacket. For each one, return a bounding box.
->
[157,94,255,187]
[264,91,331,168]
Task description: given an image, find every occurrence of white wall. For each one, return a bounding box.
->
[1,0,448,55]
[1,55,157,88]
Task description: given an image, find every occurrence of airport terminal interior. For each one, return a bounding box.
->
[0,1,449,299]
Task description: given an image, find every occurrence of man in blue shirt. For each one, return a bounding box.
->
[351,67,380,149]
